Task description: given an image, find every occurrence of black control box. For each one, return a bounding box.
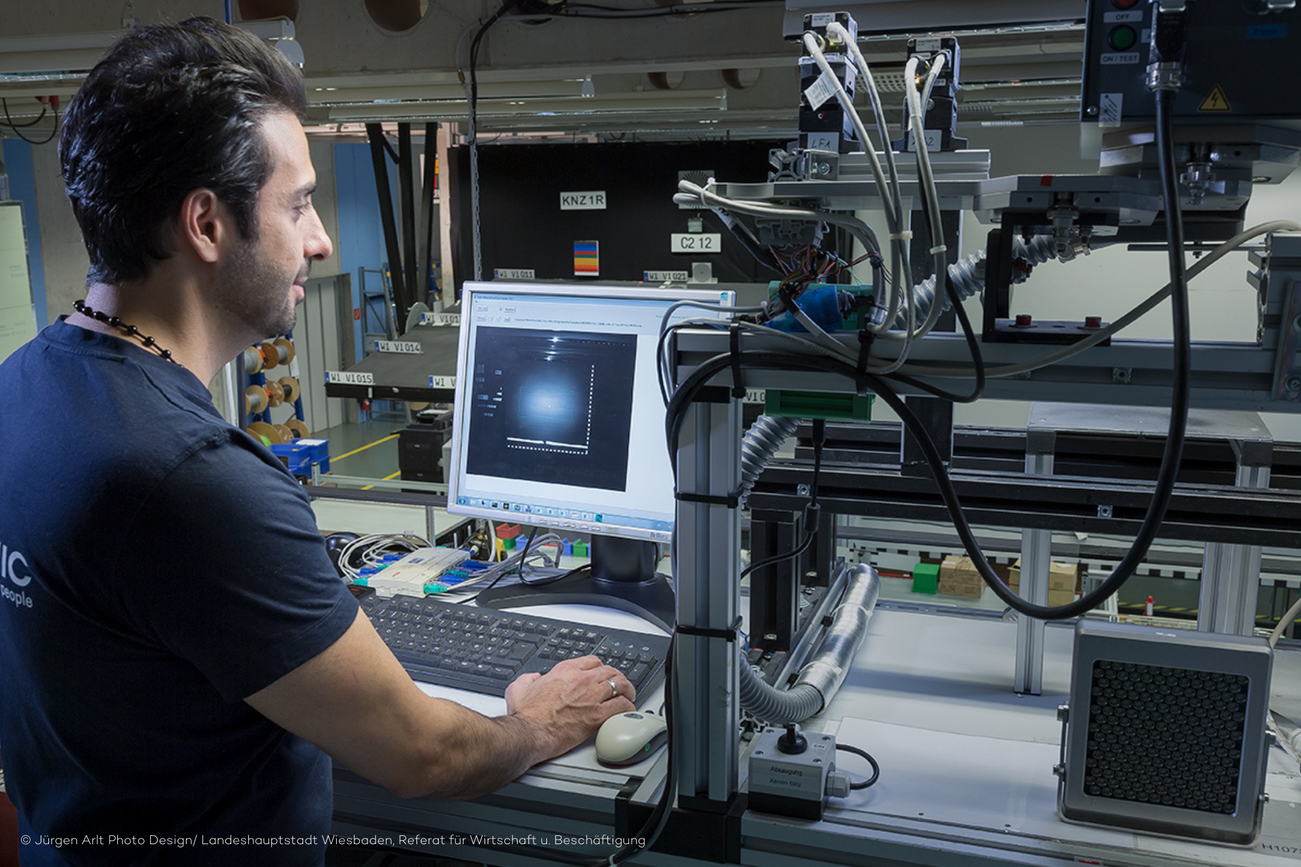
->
[1081,0,1301,126]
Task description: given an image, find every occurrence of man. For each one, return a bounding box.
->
[0,18,635,866]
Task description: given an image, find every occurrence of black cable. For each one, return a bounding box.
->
[591,633,678,867]
[459,526,538,602]
[835,743,880,790]
[467,0,521,147]
[882,154,985,404]
[3,99,57,145]
[521,561,588,587]
[664,344,1186,621]
[550,0,779,18]
[0,100,47,128]
[739,523,816,582]
[514,526,539,576]
[738,418,825,580]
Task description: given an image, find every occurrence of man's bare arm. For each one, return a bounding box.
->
[246,608,636,799]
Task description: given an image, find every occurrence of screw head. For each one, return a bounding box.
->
[1086,106,1099,116]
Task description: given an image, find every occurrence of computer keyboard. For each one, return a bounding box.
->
[361,592,669,701]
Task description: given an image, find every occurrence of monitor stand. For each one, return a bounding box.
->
[475,536,675,634]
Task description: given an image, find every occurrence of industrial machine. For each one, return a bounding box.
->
[660,0,1301,856]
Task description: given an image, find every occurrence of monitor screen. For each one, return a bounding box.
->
[447,282,737,544]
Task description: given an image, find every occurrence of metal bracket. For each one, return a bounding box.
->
[1272,278,1301,400]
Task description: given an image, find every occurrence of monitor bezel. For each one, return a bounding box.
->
[447,280,737,544]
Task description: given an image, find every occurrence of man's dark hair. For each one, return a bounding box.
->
[60,17,307,284]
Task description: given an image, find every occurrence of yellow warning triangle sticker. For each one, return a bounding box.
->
[1199,85,1232,112]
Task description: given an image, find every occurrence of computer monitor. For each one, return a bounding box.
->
[447,281,736,631]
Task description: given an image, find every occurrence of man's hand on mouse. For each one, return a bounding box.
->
[505,655,636,759]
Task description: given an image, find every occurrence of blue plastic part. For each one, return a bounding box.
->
[765,283,844,334]
[563,539,573,556]
[270,438,331,475]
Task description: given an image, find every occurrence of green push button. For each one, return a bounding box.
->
[1108,25,1138,52]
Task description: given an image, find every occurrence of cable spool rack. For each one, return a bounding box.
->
[239,334,330,475]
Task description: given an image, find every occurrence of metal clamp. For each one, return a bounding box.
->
[1145,61,1185,92]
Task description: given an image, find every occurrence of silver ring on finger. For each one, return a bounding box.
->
[606,678,618,698]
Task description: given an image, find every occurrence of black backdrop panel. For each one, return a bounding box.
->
[449,140,783,293]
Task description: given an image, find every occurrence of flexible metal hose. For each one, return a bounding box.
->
[738,564,880,724]
[896,234,1058,330]
[739,414,802,508]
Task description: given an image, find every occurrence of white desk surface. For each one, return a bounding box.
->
[338,587,1301,867]
[745,606,1301,867]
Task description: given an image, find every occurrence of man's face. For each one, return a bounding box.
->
[217,110,332,340]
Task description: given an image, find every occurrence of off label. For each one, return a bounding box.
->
[326,370,373,385]
[374,340,422,354]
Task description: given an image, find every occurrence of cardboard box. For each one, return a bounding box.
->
[1008,558,1078,593]
[938,555,984,599]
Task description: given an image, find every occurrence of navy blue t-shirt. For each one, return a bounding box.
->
[0,321,359,866]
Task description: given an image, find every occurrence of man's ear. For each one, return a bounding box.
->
[177,188,228,265]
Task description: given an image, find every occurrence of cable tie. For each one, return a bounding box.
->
[929,244,947,256]
[890,231,913,242]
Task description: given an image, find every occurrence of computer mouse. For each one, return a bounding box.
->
[595,712,668,767]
